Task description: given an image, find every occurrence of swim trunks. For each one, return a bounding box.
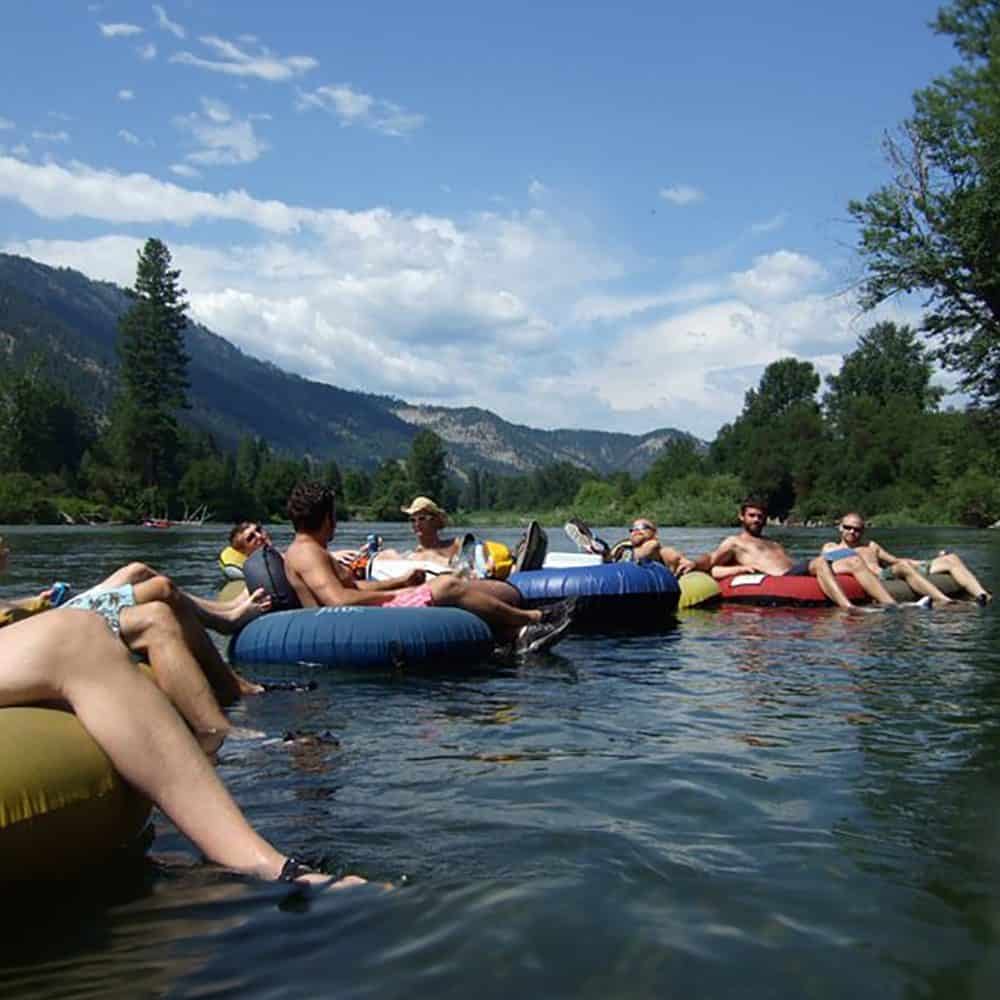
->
[823,548,857,562]
[62,584,136,637]
[384,584,435,608]
[784,560,813,576]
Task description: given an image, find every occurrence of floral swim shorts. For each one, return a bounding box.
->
[62,584,137,637]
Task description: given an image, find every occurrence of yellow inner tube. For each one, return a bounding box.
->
[677,571,721,610]
[0,706,151,882]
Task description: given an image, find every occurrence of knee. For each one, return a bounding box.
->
[123,562,154,583]
[142,601,184,638]
[148,575,178,604]
[432,576,462,602]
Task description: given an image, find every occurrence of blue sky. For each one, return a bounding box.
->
[0,1,958,439]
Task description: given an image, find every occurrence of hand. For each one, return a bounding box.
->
[675,557,696,576]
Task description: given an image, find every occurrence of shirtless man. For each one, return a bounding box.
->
[822,513,992,606]
[565,517,698,575]
[282,482,572,654]
[695,497,890,609]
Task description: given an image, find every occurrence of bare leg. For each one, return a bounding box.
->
[93,563,267,633]
[928,553,991,602]
[429,576,541,638]
[835,556,897,605]
[118,600,233,748]
[809,557,856,610]
[0,611,357,884]
[892,563,952,605]
[131,577,261,701]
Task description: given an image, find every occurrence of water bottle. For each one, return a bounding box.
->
[49,581,73,607]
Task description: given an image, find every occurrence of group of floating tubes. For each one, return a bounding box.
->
[0,540,970,883]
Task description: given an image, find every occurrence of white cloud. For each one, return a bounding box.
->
[118,89,135,101]
[0,117,13,130]
[138,42,157,60]
[153,4,185,39]
[730,250,825,302]
[171,35,317,82]
[169,163,200,178]
[100,23,143,38]
[297,84,425,136]
[0,153,922,438]
[174,98,269,166]
[528,178,547,199]
[659,184,704,206]
[118,129,141,145]
[31,130,70,143]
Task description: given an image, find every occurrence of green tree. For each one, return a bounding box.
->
[849,0,1000,409]
[823,322,942,428]
[111,238,191,491]
[0,358,94,479]
[710,358,825,517]
[408,429,447,499]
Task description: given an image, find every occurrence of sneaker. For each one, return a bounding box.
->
[451,532,477,578]
[513,615,572,654]
[976,591,991,606]
[514,520,548,572]
[564,519,610,558]
[539,596,578,629]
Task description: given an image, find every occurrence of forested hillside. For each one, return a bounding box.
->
[0,253,692,476]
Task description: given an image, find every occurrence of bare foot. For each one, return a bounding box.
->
[237,675,266,696]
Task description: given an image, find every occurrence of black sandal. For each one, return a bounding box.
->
[278,857,316,882]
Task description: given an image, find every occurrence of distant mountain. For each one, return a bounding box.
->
[0,253,699,476]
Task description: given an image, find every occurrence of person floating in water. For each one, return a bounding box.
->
[822,513,992,606]
[690,497,892,609]
[278,482,572,654]
[564,517,698,575]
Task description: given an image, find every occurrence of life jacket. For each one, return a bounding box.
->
[243,546,301,611]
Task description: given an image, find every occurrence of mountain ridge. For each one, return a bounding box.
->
[0,252,699,476]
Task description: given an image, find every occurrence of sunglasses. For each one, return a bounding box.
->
[410,514,434,522]
[840,524,864,533]
[630,523,653,532]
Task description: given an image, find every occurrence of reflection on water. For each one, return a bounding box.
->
[1,524,999,998]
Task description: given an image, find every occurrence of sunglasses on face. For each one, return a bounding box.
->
[410,514,434,523]
[840,524,864,533]
[630,524,653,532]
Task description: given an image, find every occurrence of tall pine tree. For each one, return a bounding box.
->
[112,238,191,492]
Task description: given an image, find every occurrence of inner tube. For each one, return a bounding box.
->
[718,571,963,606]
[677,571,721,609]
[509,561,680,631]
[229,606,494,671]
[0,707,152,882]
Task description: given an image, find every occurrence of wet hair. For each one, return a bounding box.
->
[740,496,768,515]
[287,481,336,532]
[229,521,254,545]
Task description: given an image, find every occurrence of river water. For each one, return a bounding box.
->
[1,522,999,999]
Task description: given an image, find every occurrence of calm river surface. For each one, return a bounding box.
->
[1,522,999,999]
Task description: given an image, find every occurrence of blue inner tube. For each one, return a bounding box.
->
[229,606,494,671]
[509,561,680,631]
